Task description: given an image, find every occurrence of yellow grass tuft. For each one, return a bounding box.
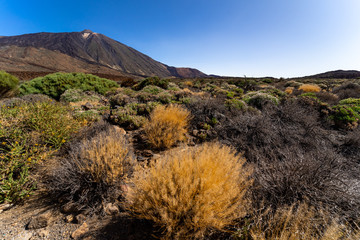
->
[74,128,134,184]
[144,104,191,149]
[126,142,253,239]
[184,80,194,87]
[298,84,321,93]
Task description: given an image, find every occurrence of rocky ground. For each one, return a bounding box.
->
[0,193,154,240]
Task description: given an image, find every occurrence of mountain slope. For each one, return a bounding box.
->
[305,70,360,79]
[0,30,207,78]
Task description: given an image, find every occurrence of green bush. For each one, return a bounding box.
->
[243,92,279,109]
[339,98,360,106]
[0,100,82,203]
[109,102,161,130]
[141,85,163,95]
[19,72,119,100]
[330,105,360,127]
[157,91,175,104]
[330,98,360,128]
[300,92,318,99]
[133,76,169,90]
[0,71,19,98]
[225,99,247,111]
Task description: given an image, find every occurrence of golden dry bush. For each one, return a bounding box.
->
[126,142,253,239]
[184,80,194,87]
[285,87,294,94]
[144,104,191,149]
[48,123,135,213]
[250,203,360,240]
[73,127,134,184]
[298,84,321,93]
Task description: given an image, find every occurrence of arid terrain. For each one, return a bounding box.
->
[1,70,360,239]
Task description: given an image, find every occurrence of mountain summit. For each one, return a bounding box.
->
[0,30,207,78]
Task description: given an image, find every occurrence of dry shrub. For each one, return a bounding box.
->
[251,152,359,219]
[284,87,294,94]
[145,104,190,149]
[250,203,360,240]
[47,122,135,213]
[184,80,194,87]
[298,84,321,93]
[74,130,133,184]
[197,98,360,220]
[332,82,360,100]
[126,142,253,239]
[315,91,339,105]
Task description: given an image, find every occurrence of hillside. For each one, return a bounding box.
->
[0,30,207,78]
[305,70,360,79]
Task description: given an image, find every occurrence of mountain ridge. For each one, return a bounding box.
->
[0,30,207,79]
[303,70,360,79]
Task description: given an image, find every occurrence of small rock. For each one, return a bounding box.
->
[18,231,33,240]
[114,126,126,135]
[27,211,52,230]
[37,229,49,238]
[65,214,74,223]
[192,130,199,136]
[104,203,120,215]
[74,214,87,224]
[71,222,88,239]
[0,203,13,213]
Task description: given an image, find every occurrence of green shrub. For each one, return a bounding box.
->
[59,89,104,103]
[133,76,169,90]
[141,85,163,95]
[339,98,360,106]
[300,92,318,99]
[0,71,19,99]
[167,82,181,91]
[330,98,360,128]
[0,100,82,203]
[225,99,247,111]
[109,93,132,107]
[243,92,279,109]
[20,72,119,100]
[135,91,158,103]
[330,105,360,127]
[157,91,175,104]
[109,102,155,130]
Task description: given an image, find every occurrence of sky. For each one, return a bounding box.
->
[0,0,360,78]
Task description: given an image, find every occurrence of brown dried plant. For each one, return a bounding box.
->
[126,142,253,239]
[298,84,321,93]
[73,128,134,184]
[144,104,191,149]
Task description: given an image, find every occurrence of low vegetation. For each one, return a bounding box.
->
[145,104,191,149]
[19,72,119,100]
[47,122,134,214]
[0,71,19,99]
[126,143,252,239]
[1,74,360,239]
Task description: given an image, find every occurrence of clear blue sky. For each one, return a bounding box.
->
[1,0,360,77]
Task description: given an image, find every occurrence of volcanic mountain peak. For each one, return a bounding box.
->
[81,29,94,33]
[0,30,207,78]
